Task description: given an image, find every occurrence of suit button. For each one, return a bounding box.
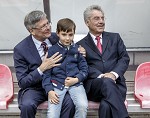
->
[102,60,105,62]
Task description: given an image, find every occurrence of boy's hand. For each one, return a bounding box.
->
[48,90,59,104]
[65,77,79,87]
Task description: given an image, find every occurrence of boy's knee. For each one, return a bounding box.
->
[76,101,88,110]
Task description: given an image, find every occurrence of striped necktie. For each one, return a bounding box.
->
[41,42,48,55]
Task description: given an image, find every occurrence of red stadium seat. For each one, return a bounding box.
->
[0,64,14,109]
[134,62,150,108]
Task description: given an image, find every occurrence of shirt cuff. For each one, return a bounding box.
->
[98,74,105,78]
[37,67,43,75]
[110,71,119,79]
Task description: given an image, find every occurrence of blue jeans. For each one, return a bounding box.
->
[47,85,88,118]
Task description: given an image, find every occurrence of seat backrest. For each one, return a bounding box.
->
[0,64,14,103]
[134,62,150,96]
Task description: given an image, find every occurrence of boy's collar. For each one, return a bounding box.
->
[58,41,75,49]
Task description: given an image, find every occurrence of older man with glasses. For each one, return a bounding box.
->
[77,5,130,118]
[13,10,85,118]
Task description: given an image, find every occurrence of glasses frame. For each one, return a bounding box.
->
[33,22,52,31]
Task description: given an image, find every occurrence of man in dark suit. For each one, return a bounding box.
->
[13,10,76,118]
[77,5,130,118]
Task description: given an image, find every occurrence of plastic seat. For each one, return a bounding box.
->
[134,62,150,108]
[0,64,14,109]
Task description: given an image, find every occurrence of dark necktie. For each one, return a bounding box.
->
[96,36,102,53]
[41,42,48,55]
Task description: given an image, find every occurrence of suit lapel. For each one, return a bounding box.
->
[27,35,42,64]
[102,32,109,54]
[27,33,59,65]
[85,33,102,56]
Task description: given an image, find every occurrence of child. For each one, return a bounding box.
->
[42,18,88,118]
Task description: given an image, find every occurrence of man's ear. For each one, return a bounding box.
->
[29,29,35,35]
[85,20,89,27]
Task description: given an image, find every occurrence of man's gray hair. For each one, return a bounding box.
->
[83,5,104,22]
[24,10,47,30]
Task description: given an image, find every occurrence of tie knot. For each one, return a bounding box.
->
[41,41,47,47]
[41,42,48,55]
[95,36,102,53]
[96,36,101,41]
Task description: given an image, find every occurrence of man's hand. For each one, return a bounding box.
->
[65,77,79,87]
[78,45,86,57]
[39,52,62,72]
[101,72,116,81]
[48,90,59,104]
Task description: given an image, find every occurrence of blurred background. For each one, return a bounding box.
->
[0,0,150,49]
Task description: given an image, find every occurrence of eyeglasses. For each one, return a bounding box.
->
[91,16,105,22]
[33,22,52,31]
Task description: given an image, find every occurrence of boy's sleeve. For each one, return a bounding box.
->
[42,48,55,94]
[75,52,88,82]
[42,69,54,94]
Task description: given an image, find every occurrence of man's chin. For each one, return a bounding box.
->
[45,33,51,38]
[98,29,104,33]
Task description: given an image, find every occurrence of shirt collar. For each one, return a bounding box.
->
[89,33,103,44]
[58,41,74,50]
[89,33,102,39]
[32,35,42,50]
[32,35,51,49]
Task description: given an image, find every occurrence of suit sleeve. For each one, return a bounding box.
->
[88,65,103,79]
[42,69,54,94]
[112,34,130,78]
[13,47,42,89]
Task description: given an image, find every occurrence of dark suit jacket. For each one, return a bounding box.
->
[77,32,130,100]
[13,33,59,96]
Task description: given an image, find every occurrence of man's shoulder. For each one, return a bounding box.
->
[48,43,60,54]
[103,31,119,36]
[76,35,88,44]
[14,35,31,49]
[48,32,59,45]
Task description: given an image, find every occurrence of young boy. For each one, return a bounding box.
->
[42,18,88,118]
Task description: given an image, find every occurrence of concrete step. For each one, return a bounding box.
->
[124,71,136,82]
[127,93,150,113]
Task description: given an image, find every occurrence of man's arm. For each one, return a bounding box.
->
[14,47,42,89]
[110,34,130,78]
[14,47,62,89]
